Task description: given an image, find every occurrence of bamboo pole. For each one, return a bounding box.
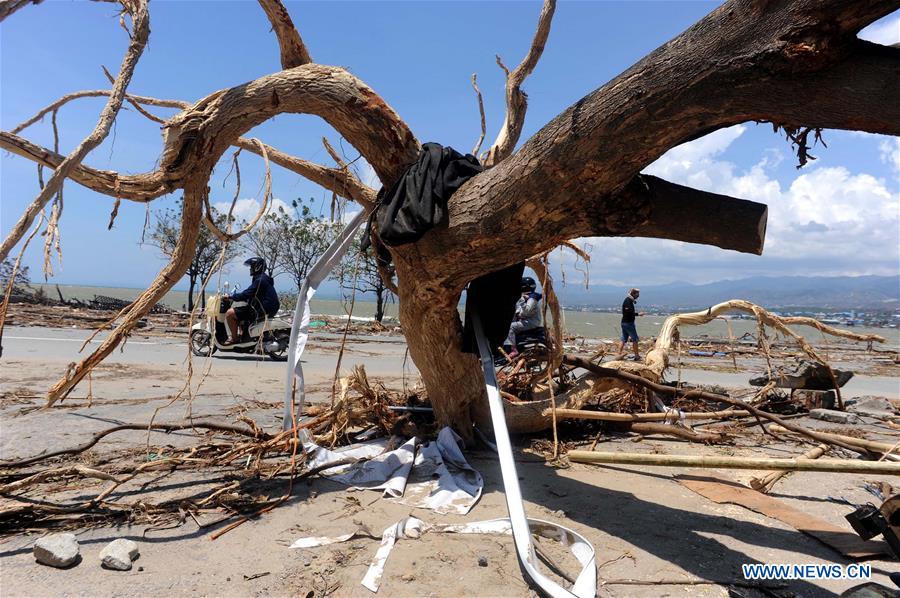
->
[768,425,899,456]
[749,444,828,492]
[547,408,750,422]
[568,451,900,474]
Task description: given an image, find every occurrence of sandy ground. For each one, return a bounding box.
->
[1,325,899,597]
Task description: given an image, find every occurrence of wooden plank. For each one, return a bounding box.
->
[676,473,888,560]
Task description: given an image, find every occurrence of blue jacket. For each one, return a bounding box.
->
[232,273,280,315]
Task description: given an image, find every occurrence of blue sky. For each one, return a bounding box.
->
[2,1,898,296]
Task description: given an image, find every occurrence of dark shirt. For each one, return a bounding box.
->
[621,296,636,324]
[232,273,280,316]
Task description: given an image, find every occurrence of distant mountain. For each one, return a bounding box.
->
[558,275,900,311]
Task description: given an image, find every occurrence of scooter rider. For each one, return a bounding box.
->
[223,257,280,345]
[506,276,542,359]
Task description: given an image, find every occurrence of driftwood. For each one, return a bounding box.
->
[547,408,750,422]
[767,425,900,460]
[0,421,272,469]
[569,451,900,474]
[749,444,828,493]
[500,301,885,433]
[624,423,726,444]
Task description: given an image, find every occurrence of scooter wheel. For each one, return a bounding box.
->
[190,329,213,357]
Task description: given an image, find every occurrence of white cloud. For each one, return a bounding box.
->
[880,138,900,181]
[859,15,900,46]
[569,127,900,285]
[212,197,291,225]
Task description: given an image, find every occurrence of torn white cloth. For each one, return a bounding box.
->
[652,395,685,425]
[302,427,482,515]
[471,311,597,598]
[290,516,596,594]
[282,209,368,430]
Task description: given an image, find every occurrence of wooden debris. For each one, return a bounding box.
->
[547,408,750,422]
[749,444,828,493]
[677,473,890,559]
[568,451,900,474]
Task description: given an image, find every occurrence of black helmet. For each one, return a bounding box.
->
[521,277,537,292]
[244,257,266,276]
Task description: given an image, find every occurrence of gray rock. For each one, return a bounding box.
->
[477,555,488,567]
[810,408,861,425]
[34,533,80,568]
[100,538,139,571]
[846,396,897,419]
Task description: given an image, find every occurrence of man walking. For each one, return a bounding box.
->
[618,288,642,360]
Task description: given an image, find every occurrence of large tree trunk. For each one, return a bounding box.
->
[3,0,897,426]
[397,280,484,437]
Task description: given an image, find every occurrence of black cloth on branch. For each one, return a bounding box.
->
[363,142,483,250]
[461,262,526,355]
[621,296,636,324]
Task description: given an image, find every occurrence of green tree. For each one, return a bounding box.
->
[243,199,341,291]
[149,200,240,311]
[0,259,31,295]
[335,236,395,323]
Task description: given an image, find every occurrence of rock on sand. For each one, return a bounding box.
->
[34,533,80,568]
[100,539,140,571]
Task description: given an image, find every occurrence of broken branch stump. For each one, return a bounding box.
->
[748,444,828,493]
[568,451,900,474]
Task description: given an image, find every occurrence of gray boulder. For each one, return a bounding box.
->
[34,533,80,568]
[100,538,140,571]
[810,408,861,425]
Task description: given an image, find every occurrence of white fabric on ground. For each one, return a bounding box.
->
[302,427,482,515]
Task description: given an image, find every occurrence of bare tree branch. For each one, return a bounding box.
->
[0,0,45,22]
[256,0,311,69]
[237,138,376,207]
[0,130,171,202]
[5,89,378,207]
[0,0,150,262]
[401,0,900,291]
[11,90,187,135]
[470,74,487,156]
[46,177,206,405]
[624,175,768,256]
[484,0,556,167]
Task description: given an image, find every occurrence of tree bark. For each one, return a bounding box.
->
[397,280,484,436]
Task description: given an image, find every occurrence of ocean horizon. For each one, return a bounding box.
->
[28,283,900,347]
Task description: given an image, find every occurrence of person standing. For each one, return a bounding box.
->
[618,288,642,360]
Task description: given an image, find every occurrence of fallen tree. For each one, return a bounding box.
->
[498,300,885,434]
[1,0,897,436]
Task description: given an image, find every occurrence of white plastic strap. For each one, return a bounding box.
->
[282,210,369,430]
[471,311,596,598]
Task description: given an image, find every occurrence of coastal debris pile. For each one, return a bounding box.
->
[0,366,415,536]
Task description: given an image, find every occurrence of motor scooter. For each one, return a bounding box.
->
[189,286,291,361]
